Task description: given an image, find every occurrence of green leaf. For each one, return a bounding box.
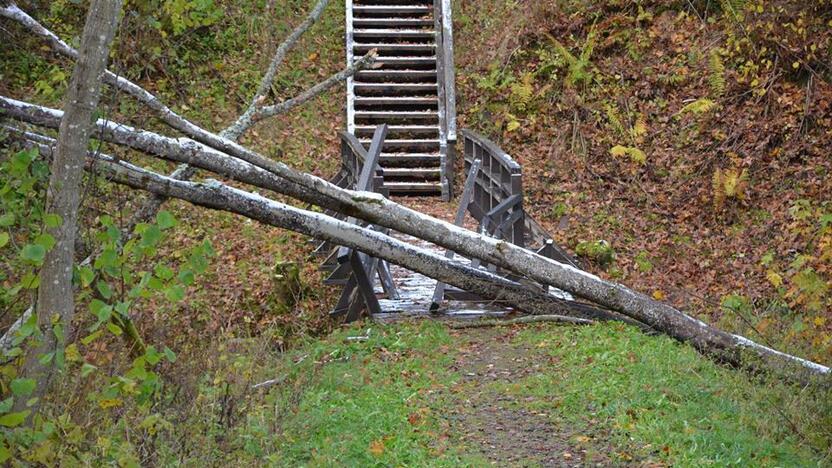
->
[38,352,54,366]
[81,363,97,377]
[0,213,15,227]
[20,272,39,289]
[0,444,11,464]
[89,299,112,322]
[96,281,113,300]
[95,248,119,270]
[177,269,195,286]
[154,264,174,281]
[145,346,161,365]
[21,244,46,264]
[10,378,35,397]
[81,330,103,346]
[0,397,14,413]
[105,224,121,242]
[156,211,177,230]
[43,213,62,228]
[52,323,64,344]
[164,285,185,302]
[0,410,29,427]
[34,233,56,251]
[141,225,162,248]
[163,346,177,363]
[79,266,95,287]
[0,232,9,249]
[106,322,123,336]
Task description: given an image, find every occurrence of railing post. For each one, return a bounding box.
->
[511,171,524,248]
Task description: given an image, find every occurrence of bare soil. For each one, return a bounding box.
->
[444,328,614,467]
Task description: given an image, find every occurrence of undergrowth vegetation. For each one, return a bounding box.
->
[1,0,347,462]
[456,0,832,365]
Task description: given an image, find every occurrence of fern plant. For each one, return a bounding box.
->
[708,50,726,97]
[545,27,597,89]
[678,98,718,117]
[719,0,748,22]
[712,166,749,210]
[605,102,648,165]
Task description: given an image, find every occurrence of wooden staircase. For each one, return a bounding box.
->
[346,0,456,199]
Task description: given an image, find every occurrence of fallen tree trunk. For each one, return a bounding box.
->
[448,314,593,329]
[11,135,620,322]
[3,97,828,383]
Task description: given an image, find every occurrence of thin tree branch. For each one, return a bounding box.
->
[448,314,593,329]
[222,0,330,139]
[252,51,377,125]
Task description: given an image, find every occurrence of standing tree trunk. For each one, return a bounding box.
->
[13,0,123,418]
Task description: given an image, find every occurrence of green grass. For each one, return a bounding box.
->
[157,321,830,465]
[496,323,832,466]
[156,321,484,466]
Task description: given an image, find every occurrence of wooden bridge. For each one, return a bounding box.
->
[322,0,598,322]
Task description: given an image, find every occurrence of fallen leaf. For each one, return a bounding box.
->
[369,439,385,456]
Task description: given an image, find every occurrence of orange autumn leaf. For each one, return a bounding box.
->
[368,439,385,456]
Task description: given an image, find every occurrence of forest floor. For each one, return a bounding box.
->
[2,0,832,464]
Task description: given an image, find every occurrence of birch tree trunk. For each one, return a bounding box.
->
[3,98,829,383]
[13,0,123,418]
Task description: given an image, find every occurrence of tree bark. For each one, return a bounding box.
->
[12,136,617,323]
[13,0,123,418]
[448,314,593,329]
[2,99,829,383]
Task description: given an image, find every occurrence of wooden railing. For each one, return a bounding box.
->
[340,131,386,196]
[317,125,399,322]
[431,129,579,310]
[461,129,525,247]
[435,0,457,200]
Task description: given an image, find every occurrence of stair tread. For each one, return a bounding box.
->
[356,56,437,62]
[353,18,434,26]
[382,167,441,174]
[353,5,432,11]
[358,69,437,74]
[354,82,437,87]
[355,96,438,103]
[354,42,436,49]
[360,138,440,143]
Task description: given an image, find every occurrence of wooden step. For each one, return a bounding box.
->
[356,56,437,67]
[355,69,437,82]
[382,167,441,179]
[353,82,437,93]
[354,42,436,53]
[353,5,432,15]
[379,153,441,166]
[354,125,439,137]
[384,181,442,193]
[360,138,440,150]
[353,29,435,39]
[354,96,438,106]
[353,18,434,27]
[354,110,439,121]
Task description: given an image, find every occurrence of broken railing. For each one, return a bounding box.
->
[316,125,399,321]
[431,130,580,310]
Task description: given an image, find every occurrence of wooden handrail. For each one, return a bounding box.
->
[440,0,456,142]
[461,129,525,247]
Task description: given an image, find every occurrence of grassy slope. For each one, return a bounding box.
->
[198,321,829,465]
